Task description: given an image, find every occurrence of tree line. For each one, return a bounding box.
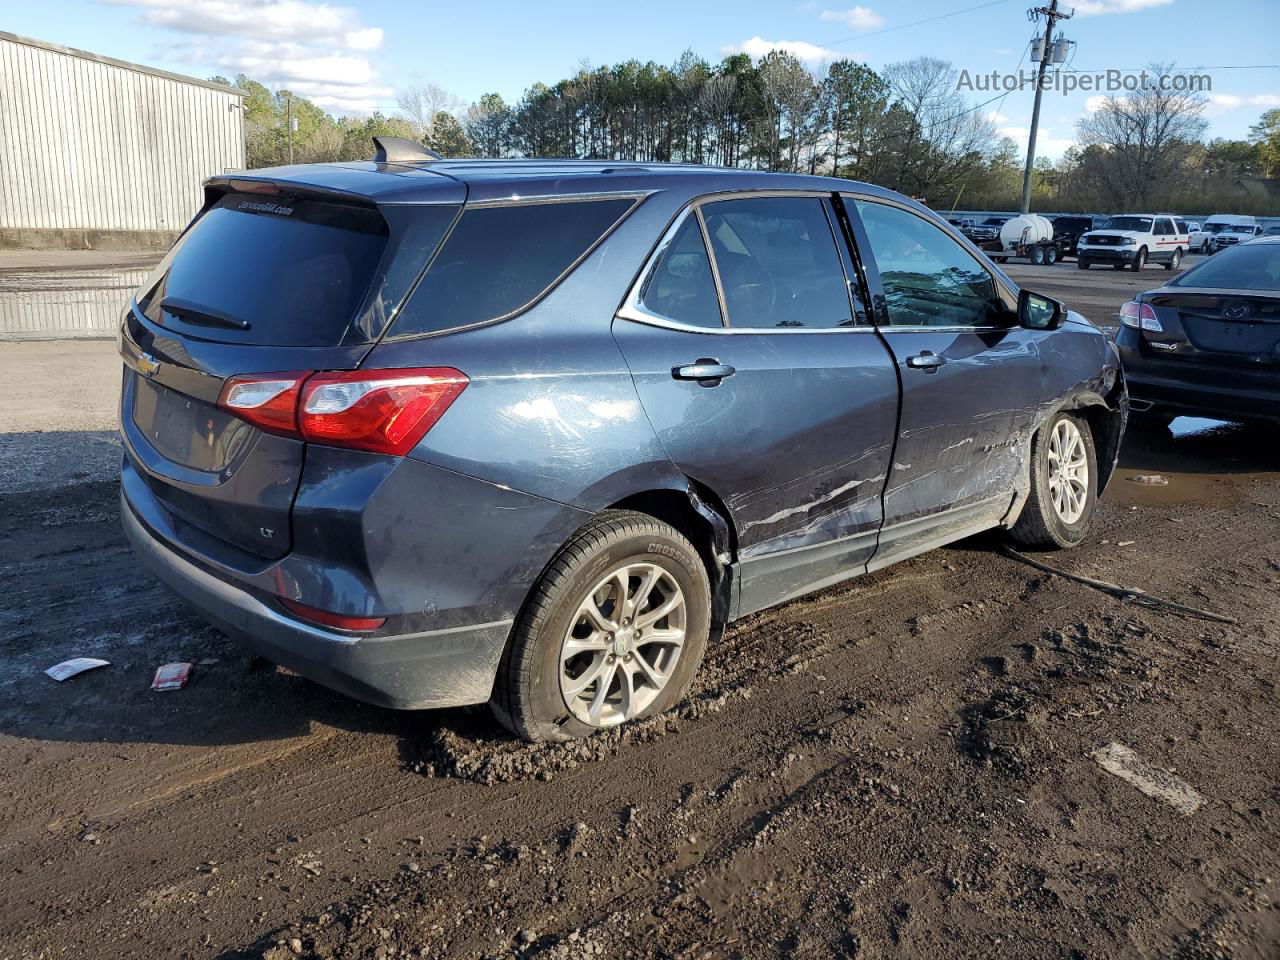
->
[214,55,1280,216]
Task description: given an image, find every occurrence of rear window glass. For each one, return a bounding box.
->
[1171,244,1280,291]
[390,198,636,337]
[140,193,392,346]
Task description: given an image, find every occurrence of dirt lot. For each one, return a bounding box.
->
[2,278,1278,958]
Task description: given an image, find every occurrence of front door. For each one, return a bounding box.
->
[613,194,899,616]
[843,196,1042,568]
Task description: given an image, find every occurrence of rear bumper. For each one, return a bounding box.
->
[123,492,512,708]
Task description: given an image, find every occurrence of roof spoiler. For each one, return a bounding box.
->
[372,136,442,163]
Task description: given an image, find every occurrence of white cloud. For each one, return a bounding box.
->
[106,0,389,114]
[1205,93,1280,117]
[998,125,1076,159]
[986,110,1010,125]
[1084,94,1109,113]
[106,0,382,50]
[723,36,842,64]
[1074,0,1175,15]
[818,6,885,30]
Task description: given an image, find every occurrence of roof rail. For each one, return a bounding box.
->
[372,136,442,163]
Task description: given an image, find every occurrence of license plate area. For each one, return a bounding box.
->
[132,375,243,472]
[1184,319,1280,357]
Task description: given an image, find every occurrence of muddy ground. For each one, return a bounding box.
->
[2,325,1279,959]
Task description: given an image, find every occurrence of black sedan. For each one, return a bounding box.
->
[1116,236,1280,426]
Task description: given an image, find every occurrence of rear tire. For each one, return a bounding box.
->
[1009,412,1098,551]
[1046,246,1059,265]
[491,510,711,742]
[1165,248,1182,271]
[1031,246,1046,266]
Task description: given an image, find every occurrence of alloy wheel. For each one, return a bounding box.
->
[1046,418,1089,524]
[558,562,687,727]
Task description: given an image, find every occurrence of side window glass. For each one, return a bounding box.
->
[853,200,999,328]
[700,196,855,329]
[1156,218,1173,236]
[1174,219,1188,234]
[637,213,723,328]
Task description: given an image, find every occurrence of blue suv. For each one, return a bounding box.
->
[119,140,1126,741]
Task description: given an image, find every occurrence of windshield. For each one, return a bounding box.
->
[1100,216,1152,232]
[1226,225,1255,234]
[1203,223,1229,233]
[1171,243,1280,291]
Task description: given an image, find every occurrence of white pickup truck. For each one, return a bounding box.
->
[1076,214,1189,271]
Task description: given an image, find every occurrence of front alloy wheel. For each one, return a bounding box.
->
[1009,411,1098,550]
[559,562,687,727]
[1046,417,1089,525]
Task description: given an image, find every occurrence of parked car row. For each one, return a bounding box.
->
[945,210,1276,269]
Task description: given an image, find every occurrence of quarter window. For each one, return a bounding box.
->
[854,200,1000,328]
[637,213,723,328]
[391,198,635,337]
[700,196,856,329]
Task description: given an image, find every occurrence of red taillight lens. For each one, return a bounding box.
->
[217,373,307,436]
[299,368,468,455]
[216,367,467,455]
[1119,300,1163,332]
[278,597,386,631]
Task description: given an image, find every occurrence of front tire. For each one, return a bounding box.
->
[1132,247,1147,271]
[1077,259,1091,270]
[1046,246,1059,265]
[491,510,711,742]
[1031,246,1046,266]
[1009,412,1098,550]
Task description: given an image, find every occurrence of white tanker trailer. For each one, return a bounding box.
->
[975,213,1067,266]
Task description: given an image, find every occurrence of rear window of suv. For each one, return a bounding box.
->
[389,197,638,338]
[140,193,398,347]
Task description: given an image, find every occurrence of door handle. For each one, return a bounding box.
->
[673,360,736,384]
[906,351,946,372]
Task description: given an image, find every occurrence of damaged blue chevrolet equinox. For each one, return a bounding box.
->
[120,138,1126,741]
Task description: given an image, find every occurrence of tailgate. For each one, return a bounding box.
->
[120,313,370,561]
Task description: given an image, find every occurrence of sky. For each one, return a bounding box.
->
[7,0,1279,160]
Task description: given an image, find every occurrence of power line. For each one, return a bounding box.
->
[819,0,1014,48]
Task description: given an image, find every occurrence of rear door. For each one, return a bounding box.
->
[613,193,899,616]
[121,187,460,561]
[842,195,1042,567]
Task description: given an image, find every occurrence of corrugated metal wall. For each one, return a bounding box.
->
[0,263,152,339]
[0,32,245,235]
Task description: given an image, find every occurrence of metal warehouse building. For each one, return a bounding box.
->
[0,31,245,249]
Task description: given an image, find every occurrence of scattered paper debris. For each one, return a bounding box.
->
[1092,742,1203,815]
[1130,475,1168,486]
[1117,541,1135,547]
[45,658,110,682]
[151,662,193,691]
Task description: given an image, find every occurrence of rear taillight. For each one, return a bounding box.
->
[1119,300,1164,332]
[217,367,467,455]
[279,597,386,631]
[218,373,307,436]
[300,369,468,455]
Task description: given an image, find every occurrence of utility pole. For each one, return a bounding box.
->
[286,93,295,165]
[1020,0,1072,213]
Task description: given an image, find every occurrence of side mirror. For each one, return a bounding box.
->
[1018,289,1066,330]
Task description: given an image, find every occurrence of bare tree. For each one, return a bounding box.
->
[397,84,462,141]
[1076,64,1207,208]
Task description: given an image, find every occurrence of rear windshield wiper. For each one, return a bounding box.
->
[160,297,251,331]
